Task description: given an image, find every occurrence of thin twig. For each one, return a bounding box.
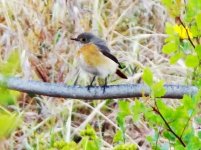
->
[178,17,195,48]
[153,104,186,147]
[0,75,198,100]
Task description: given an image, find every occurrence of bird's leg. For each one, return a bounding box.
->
[87,76,96,91]
[103,77,108,93]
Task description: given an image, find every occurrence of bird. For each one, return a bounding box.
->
[71,32,127,92]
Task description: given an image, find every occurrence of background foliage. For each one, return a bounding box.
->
[0,0,201,149]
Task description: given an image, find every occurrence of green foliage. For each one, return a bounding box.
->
[0,50,22,140]
[161,0,183,17]
[114,143,137,150]
[195,45,201,59]
[118,101,131,117]
[50,141,81,150]
[185,0,201,23]
[169,52,183,64]
[79,124,101,150]
[113,130,124,144]
[142,67,153,86]
[0,87,19,105]
[115,65,201,149]
[131,99,146,122]
[0,112,22,139]
[49,124,101,150]
[151,81,166,98]
[162,42,178,54]
[142,69,166,98]
[185,55,199,67]
[155,1,201,147]
[0,50,21,76]
[115,101,133,143]
[0,50,21,106]
[161,0,201,87]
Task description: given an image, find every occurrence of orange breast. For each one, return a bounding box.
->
[77,43,106,67]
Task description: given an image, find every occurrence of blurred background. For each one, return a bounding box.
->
[0,0,188,149]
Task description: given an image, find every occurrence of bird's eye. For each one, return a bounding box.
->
[80,38,86,42]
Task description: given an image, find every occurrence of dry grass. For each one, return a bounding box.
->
[0,0,187,149]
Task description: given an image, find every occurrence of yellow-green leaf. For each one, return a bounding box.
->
[151,80,166,98]
[0,113,22,139]
[170,52,183,64]
[185,55,199,68]
[142,68,153,86]
[196,13,201,30]
[195,45,201,60]
[0,50,21,76]
[162,42,177,54]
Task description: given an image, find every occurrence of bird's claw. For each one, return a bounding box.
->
[87,85,92,92]
[103,85,107,93]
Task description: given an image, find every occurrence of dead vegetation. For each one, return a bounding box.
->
[0,0,187,149]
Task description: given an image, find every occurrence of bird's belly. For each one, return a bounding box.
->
[78,53,118,78]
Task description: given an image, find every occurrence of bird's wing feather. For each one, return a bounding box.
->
[95,44,123,69]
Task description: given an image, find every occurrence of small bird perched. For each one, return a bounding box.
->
[71,32,127,91]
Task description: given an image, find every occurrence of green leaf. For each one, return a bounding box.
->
[0,50,21,76]
[156,99,175,120]
[151,81,166,98]
[185,0,201,23]
[195,45,201,60]
[181,95,195,113]
[118,101,131,116]
[0,88,19,106]
[198,131,201,139]
[162,42,177,54]
[53,141,80,150]
[80,137,100,150]
[80,125,101,150]
[144,109,163,126]
[113,130,124,143]
[161,0,172,8]
[116,112,126,143]
[0,113,22,139]
[142,68,153,86]
[161,0,183,17]
[185,135,201,149]
[196,13,201,30]
[165,22,175,35]
[169,52,183,64]
[190,25,200,37]
[185,55,199,67]
[114,143,137,150]
[80,124,97,140]
[116,112,126,133]
[131,100,146,122]
[163,131,176,141]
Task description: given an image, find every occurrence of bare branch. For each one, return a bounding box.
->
[0,75,198,99]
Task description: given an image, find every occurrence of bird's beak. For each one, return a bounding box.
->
[70,38,79,41]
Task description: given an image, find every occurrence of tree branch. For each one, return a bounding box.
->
[0,75,198,99]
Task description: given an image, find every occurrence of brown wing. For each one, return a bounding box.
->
[96,44,123,69]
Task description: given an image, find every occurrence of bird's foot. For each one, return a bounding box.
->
[87,85,92,92]
[103,85,108,93]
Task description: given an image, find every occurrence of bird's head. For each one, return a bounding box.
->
[71,32,105,45]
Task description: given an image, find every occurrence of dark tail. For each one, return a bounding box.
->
[116,69,127,79]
